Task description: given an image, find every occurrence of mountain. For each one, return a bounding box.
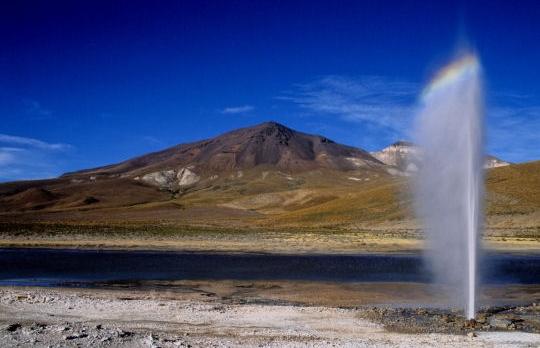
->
[63,121,383,190]
[484,155,511,168]
[1,121,535,237]
[0,122,385,212]
[371,141,510,173]
[370,141,421,173]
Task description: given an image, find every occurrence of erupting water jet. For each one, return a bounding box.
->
[414,53,484,319]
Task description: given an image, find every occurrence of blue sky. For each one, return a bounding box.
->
[1,0,539,181]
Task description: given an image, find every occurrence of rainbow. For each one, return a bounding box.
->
[422,54,480,99]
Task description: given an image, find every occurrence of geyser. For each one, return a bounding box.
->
[414,54,484,319]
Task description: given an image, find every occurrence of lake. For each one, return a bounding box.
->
[1,248,539,287]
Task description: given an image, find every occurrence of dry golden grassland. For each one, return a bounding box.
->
[0,161,539,252]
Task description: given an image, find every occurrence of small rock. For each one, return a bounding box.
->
[30,323,46,332]
[64,333,88,340]
[95,324,103,330]
[489,317,512,329]
[441,314,454,323]
[467,332,477,338]
[464,319,478,329]
[117,329,133,338]
[476,313,487,324]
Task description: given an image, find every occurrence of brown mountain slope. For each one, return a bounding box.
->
[486,160,540,220]
[0,122,537,239]
[64,121,382,178]
[0,122,384,214]
[1,160,538,235]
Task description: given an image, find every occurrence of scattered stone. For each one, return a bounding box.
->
[488,317,512,329]
[29,323,47,333]
[476,313,488,324]
[64,333,88,340]
[463,319,478,329]
[441,314,453,323]
[117,329,133,338]
[95,324,102,330]
[467,332,477,338]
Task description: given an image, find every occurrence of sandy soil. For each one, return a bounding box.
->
[82,280,540,309]
[0,229,423,254]
[1,286,540,347]
[1,230,539,254]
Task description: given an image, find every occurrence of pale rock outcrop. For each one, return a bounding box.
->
[484,155,510,168]
[141,170,176,188]
[371,141,421,173]
[141,167,200,190]
[371,141,509,174]
[345,157,368,168]
[177,167,200,186]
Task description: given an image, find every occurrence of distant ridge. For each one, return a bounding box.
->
[0,121,384,212]
[0,121,534,233]
[371,141,510,172]
[66,121,383,178]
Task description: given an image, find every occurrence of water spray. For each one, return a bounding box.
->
[414,53,484,319]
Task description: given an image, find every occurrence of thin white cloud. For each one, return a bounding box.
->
[221,105,255,114]
[487,105,540,163]
[0,149,17,166]
[0,136,73,182]
[0,134,72,151]
[280,75,418,135]
[281,75,540,162]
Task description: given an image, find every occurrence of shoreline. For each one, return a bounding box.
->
[2,222,539,254]
[0,237,539,255]
[1,285,539,347]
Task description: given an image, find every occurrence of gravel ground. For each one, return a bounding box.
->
[1,287,540,347]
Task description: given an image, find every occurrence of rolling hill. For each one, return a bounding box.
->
[0,121,538,241]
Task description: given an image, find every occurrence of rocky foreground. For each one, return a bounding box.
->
[1,287,540,347]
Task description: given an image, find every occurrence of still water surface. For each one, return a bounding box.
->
[0,248,539,287]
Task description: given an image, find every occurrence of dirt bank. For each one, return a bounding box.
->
[1,286,540,347]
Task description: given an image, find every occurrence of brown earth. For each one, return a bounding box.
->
[0,122,538,252]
